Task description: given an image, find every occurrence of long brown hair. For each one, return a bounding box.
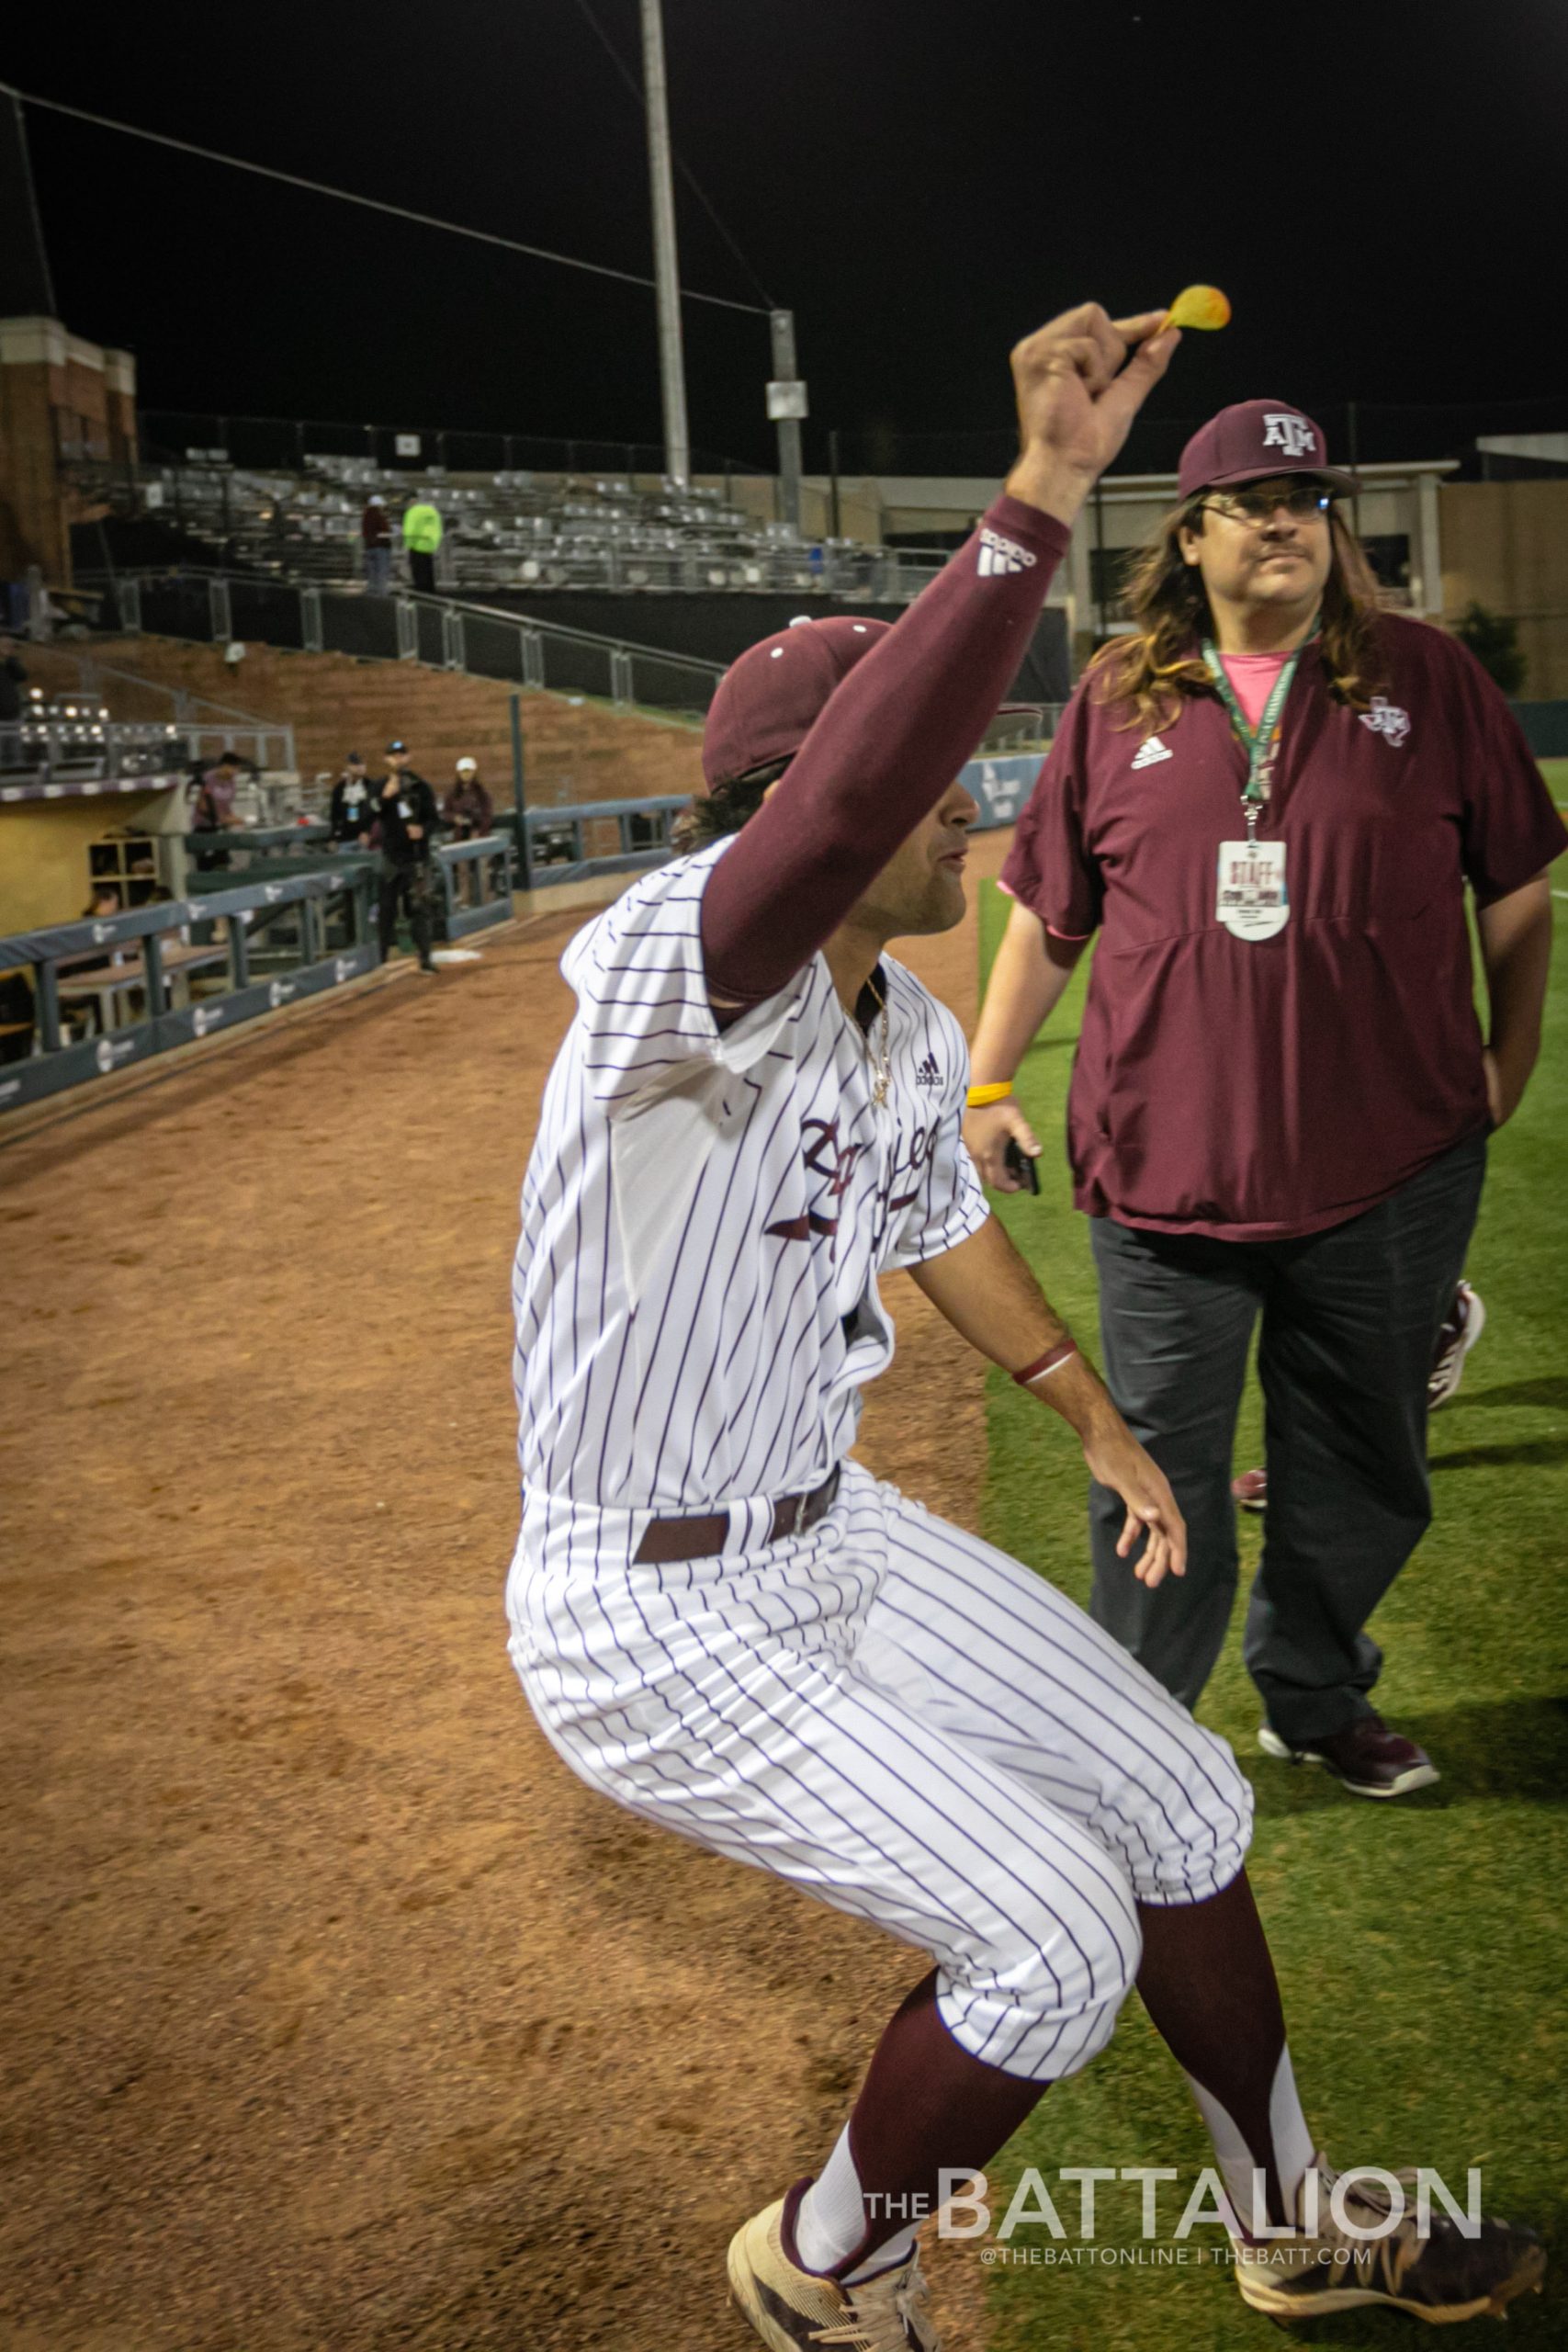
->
[1088,496,1383,735]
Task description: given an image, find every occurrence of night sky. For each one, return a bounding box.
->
[8,0,1567,471]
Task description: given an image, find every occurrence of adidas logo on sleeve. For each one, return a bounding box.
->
[977,526,1037,577]
[1131,736,1173,769]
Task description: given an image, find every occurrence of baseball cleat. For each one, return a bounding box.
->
[1234,2154,1545,2324]
[728,2185,942,2352]
[1428,1280,1485,1411]
[1258,1715,1438,1798]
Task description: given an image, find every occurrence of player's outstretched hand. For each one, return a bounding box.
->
[964,1097,1041,1191]
[1006,303,1180,527]
[1079,1419,1187,1587]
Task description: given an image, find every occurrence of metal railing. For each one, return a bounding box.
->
[432,835,514,936]
[508,753,1065,889]
[517,796,690,888]
[0,869,378,1113]
[0,711,187,802]
[175,829,515,936]
[0,709,288,803]
[47,650,298,772]
[88,569,727,718]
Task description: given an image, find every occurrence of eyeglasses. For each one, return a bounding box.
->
[1201,485,1335,527]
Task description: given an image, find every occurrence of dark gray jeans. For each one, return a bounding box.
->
[1087,1133,1486,1742]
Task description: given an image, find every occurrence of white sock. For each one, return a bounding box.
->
[793,2126,921,2279]
[1185,2044,1314,2234]
[794,2126,867,2272]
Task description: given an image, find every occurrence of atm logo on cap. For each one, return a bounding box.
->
[1262,413,1317,458]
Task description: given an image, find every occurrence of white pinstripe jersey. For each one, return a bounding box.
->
[513,837,987,1510]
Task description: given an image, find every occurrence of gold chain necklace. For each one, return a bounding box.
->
[862,969,892,1108]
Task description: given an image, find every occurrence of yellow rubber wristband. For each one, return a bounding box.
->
[965,1080,1014,1108]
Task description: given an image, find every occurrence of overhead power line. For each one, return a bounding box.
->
[0,82,770,318]
[568,0,775,309]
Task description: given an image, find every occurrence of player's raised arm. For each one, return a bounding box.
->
[698,303,1179,1013]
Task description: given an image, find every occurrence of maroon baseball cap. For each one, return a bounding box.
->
[1178,399,1357,500]
[701,615,892,790]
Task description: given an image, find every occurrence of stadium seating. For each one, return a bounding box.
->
[89,457,944,602]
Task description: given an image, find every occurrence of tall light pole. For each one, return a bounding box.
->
[639,0,691,486]
[768,309,807,533]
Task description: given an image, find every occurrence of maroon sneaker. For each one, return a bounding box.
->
[1258,1714,1438,1798]
[1428,1279,1485,1410]
[1231,1466,1267,1513]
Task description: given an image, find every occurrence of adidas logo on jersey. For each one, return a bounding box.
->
[915,1052,942,1088]
[1131,736,1173,769]
[976,527,1036,577]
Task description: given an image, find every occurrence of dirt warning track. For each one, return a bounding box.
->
[1,836,1012,2352]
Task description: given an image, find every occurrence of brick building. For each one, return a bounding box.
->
[0,91,138,590]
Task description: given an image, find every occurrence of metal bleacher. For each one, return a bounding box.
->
[74,450,948,605]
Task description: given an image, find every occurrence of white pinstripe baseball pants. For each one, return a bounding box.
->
[506,1460,1253,2080]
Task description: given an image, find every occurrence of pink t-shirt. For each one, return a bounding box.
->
[1219,649,1291,729]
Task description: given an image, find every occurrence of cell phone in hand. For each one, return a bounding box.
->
[1003,1137,1040,1194]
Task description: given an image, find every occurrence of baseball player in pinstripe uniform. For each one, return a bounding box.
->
[504,307,1542,2348]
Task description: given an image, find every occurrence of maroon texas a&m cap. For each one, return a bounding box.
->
[701,615,892,791]
[1178,400,1357,500]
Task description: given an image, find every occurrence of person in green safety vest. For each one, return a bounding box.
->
[401,498,444,594]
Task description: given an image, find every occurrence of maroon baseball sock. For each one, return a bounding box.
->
[1134,1870,1313,2232]
[793,1874,1311,2277]
[789,1969,1048,2279]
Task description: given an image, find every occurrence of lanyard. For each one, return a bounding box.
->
[1201,630,1314,839]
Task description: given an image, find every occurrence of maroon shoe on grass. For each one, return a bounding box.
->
[1428,1278,1485,1410]
[1258,1713,1438,1799]
[1231,1466,1268,1514]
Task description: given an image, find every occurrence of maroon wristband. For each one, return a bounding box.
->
[1012,1340,1079,1387]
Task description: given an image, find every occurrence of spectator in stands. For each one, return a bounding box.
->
[329,752,376,847]
[442,756,493,841]
[362,496,393,595]
[402,498,443,594]
[0,636,27,723]
[191,748,248,872]
[192,750,247,833]
[443,755,495,908]
[374,741,438,974]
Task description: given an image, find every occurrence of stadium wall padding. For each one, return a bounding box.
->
[1509,701,1568,759]
[475,592,1073,703]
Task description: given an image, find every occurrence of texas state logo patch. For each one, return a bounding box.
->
[1359,695,1411,745]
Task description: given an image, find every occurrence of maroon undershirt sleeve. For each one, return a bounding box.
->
[700,495,1071,1011]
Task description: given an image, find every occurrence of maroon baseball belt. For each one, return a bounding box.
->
[632,1466,840,1566]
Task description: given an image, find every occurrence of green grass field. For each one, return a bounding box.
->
[973,830,1568,2349]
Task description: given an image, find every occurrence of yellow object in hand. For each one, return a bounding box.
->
[1163,285,1231,332]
